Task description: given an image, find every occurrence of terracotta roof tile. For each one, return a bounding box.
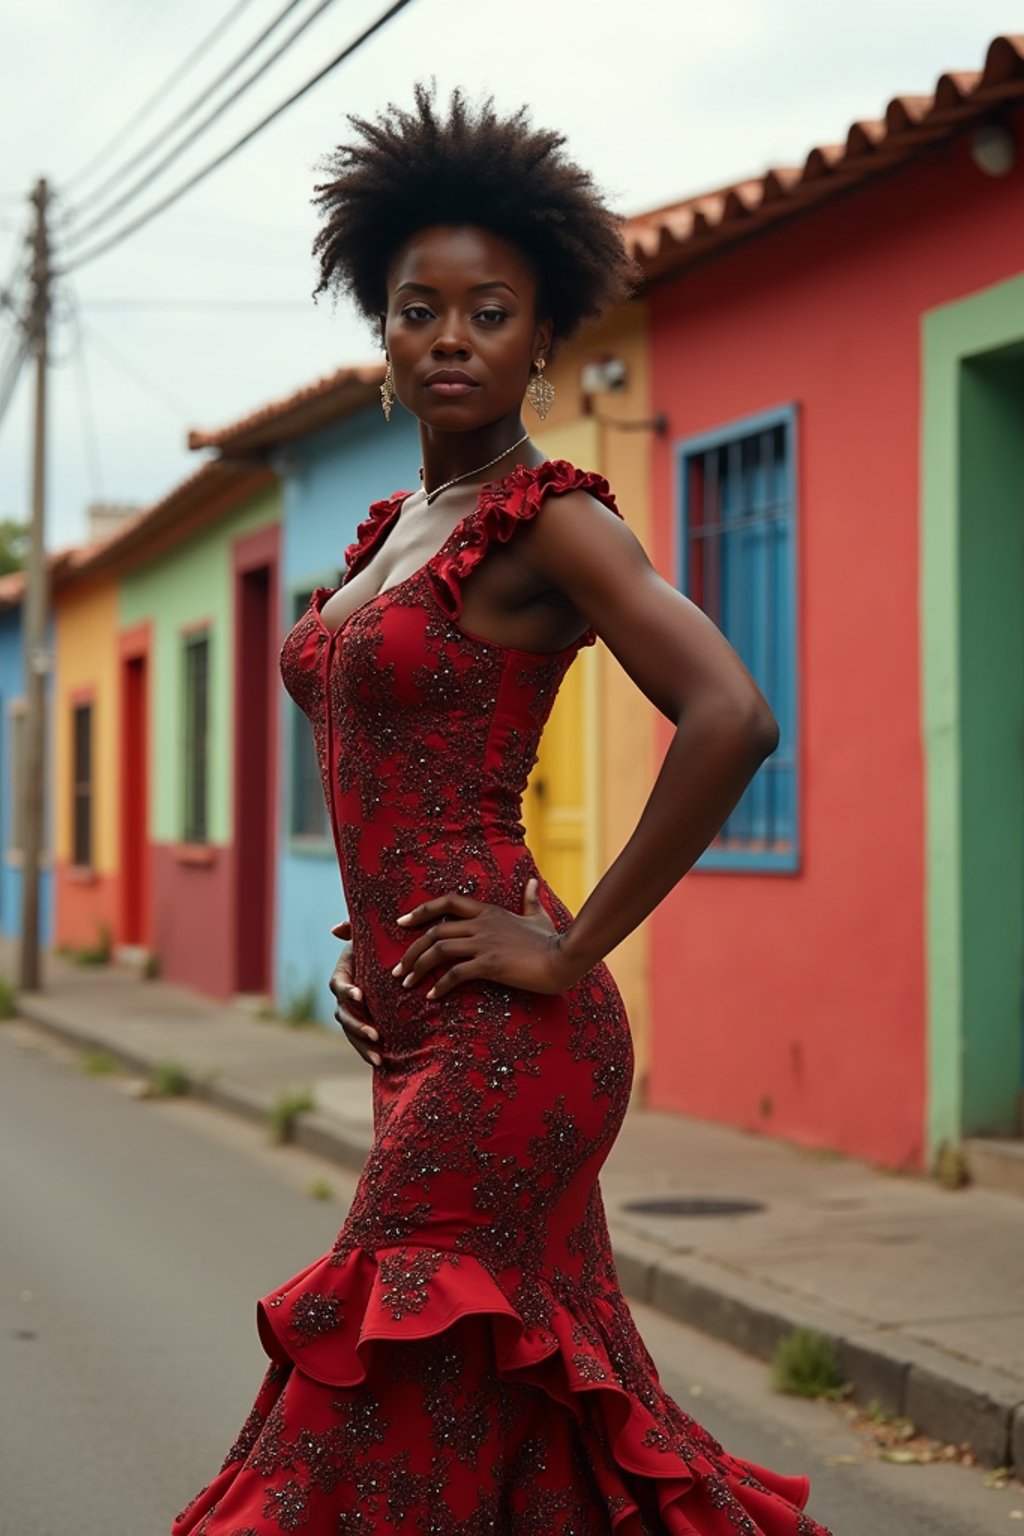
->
[188,360,385,455]
[625,33,1024,282]
[57,457,268,585]
[187,35,1024,453]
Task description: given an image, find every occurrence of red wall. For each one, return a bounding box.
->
[55,868,119,954]
[151,844,236,1000]
[646,109,1024,1168]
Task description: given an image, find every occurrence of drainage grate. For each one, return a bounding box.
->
[621,1196,765,1218]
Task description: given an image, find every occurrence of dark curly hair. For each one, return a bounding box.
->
[310,79,643,357]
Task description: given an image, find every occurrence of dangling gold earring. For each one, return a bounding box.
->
[525,357,555,421]
[380,358,395,421]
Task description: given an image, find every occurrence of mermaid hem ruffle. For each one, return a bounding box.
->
[253,1242,817,1536]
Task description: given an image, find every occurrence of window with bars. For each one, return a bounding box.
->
[678,405,799,871]
[183,631,210,844]
[71,700,93,867]
[289,582,337,843]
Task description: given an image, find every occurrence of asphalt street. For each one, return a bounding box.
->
[0,1021,1016,1535]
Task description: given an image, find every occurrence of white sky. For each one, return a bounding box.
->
[1,0,1020,547]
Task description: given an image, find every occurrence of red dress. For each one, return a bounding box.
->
[171,459,833,1536]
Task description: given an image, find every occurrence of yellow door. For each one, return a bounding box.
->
[521,420,601,914]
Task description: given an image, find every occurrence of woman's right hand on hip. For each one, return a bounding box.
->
[329,919,381,1067]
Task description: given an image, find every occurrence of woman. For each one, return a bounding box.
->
[171,82,834,1535]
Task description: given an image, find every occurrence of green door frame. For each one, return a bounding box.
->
[922,274,1024,1158]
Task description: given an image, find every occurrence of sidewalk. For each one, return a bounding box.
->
[7,944,1024,1474]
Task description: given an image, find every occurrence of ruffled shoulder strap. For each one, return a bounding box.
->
[341,489,414,585]
[429,458,624,623]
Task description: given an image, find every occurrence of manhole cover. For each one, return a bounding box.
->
[621,1196,765,1218]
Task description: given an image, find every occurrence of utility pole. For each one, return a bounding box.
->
[19,178,51,991]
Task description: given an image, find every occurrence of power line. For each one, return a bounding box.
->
[0,335,29,441]
[55,0,416,277]
[70,0,264,191]
[33,0,169,174]
[81,296,311,310]
[66,292,105,502]
[0,241,32,440]
[76,313,194,420]
[65,0,337,245]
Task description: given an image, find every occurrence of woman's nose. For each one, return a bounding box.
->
[431,335,470,356]
[431,312,472,354]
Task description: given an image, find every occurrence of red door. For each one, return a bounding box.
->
[232,528,279,996]
[119,635,150,947]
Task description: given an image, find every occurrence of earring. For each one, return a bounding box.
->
[525,357,554,421]
[380,358,395,421]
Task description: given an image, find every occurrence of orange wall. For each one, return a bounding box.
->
[646,111,1024,1169]
[53,577,120,951]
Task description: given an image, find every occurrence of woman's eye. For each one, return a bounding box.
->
[402,306,433,321]
[477,308,506,323]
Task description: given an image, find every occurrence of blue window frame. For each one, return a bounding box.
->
[676,403,799,872]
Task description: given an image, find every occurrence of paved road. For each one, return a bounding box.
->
[0,1022,1016,1535]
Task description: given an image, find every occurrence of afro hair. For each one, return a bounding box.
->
[310,79,643,356]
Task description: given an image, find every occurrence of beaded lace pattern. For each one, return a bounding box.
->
[171,460,832,1536]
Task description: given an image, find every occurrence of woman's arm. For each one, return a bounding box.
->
[517,489,780,982]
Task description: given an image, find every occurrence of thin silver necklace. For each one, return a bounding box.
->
[418,431,531,505]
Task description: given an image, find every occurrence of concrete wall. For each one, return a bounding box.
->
[646,104,1024,1168]
[53,579,120,952]
[119,482,280,998]
[0,606,53,945]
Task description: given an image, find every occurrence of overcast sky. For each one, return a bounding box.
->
[1,0,1020,548]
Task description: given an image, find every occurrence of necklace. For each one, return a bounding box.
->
[418,431,531,505]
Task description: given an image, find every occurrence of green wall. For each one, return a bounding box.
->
[922,278,1024,1151]
[118,483,279,846]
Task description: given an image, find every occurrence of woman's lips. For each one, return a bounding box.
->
[425,381,478,395]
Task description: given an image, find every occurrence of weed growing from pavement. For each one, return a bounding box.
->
[268,1088,315,1145]
[81,1046,119,1075]
[308,1178,334,1200]
[0,972,16,1018]
[934,1140,971,1190]
[70,922,113,966]
[284,983,318,1027]
[146,1060,190,1098]
[771,1327,846,1399]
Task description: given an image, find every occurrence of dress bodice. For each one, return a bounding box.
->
[278,458,623,1021]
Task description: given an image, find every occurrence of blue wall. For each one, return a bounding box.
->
[273,407,420,1024]
[0,605,54,945]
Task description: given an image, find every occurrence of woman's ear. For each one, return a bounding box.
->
[534,316,554,363]
[377,312,388,350]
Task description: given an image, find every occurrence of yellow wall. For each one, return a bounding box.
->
[532,301,655,1099]
[53,577,120,874]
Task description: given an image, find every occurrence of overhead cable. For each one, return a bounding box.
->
[0,335,29,441]
[64,0,341,247]
[81,297,312,310]
[55,0,416,277]
[66,290,105,501]
[70,0,264,190]
[68,0,306,208]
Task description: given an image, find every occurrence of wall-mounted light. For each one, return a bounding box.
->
[579,354,667,434]
[970,122,1016,177]
[581,357,628,393]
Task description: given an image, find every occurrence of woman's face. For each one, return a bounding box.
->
[380,224,553,430]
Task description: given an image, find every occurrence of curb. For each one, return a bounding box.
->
[14,1001,1024,1475]
[613,1236,1024,1472]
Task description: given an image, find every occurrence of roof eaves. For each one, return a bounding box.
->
[625,33,1024,283]
[187,361,386,457]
